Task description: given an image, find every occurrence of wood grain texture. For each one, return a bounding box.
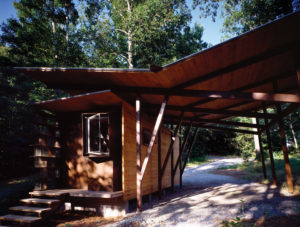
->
[122,102,179,200]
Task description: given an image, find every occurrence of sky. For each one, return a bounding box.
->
[0,0,224,46]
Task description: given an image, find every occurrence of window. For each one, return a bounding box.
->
[83,113,109,156]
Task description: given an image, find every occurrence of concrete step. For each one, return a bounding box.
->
[20,198,60,206]
[9,206,51,215]
[0,214,41,224]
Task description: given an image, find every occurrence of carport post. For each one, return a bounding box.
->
[158,128,162,199]
[256,117,267,180]
[276,104,294,193]
[262,103,277,186]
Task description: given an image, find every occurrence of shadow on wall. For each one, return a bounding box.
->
[59,114,113,191]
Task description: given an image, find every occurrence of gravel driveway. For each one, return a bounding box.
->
[108,156,300,227]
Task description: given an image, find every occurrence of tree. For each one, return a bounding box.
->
[80,0,207,68]
[1,0,86,67]
[193,0,293,36]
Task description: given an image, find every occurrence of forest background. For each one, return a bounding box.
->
[0,0,299,180]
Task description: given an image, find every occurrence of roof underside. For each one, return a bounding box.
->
[17,11,300,132]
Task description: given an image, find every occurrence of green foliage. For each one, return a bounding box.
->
[1,0,87,67]
[193,0,293,37]
[79,0,207,68]
[186,155,208,167]
[0,67,57,179]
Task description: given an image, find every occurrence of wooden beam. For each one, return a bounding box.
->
[173,120,193,187]
[263,103,277,186]
[115,87,300,103]
[257,118,267,180]
[260,103,300,133]
[146,104,276,119]
[277,104,294,193]
[185,71,295,108]
[174,42,294,89]
[181,128,199,175]
[195,124,259,135]
[160,112,184,184]
[140,97,168,180]
[136,95,142,212]
[164,116,264,129]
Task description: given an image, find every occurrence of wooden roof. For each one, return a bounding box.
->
[34,90,122,112]
[18,11,300,132]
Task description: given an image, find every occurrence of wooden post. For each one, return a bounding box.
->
[273,81,294,193]
[140,97,168,179]
[173,121,193,181]
[179,126,183,189]
[277,104,294,193]
[256,117,267,180]
[158,128,162,199]
[171,129,174,192]
[136,95,142,212]
[263,104,277,186]
[182,127,199,175]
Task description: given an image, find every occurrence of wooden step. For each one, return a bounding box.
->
[21,198,60,205]
[9,206,51,215]
[29,190,69,197]
[0,214,41,224]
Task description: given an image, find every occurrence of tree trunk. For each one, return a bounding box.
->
[65,1,70,64]
[126,0,133,68]
[252,118,260,160]
[51,0,58,66]
[289,114,299,152]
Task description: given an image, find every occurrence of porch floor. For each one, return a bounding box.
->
[30,189,123,199]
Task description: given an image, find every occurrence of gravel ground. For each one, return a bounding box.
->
[107,156,300,227]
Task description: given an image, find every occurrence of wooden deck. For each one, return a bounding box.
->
[30,189,123,199]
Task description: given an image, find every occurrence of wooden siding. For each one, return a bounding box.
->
[122,102,180,200]
[58,108,122,192]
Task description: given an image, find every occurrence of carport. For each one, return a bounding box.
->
[17,11,300,212]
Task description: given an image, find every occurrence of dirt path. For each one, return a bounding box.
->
[183,156,247,187]
[106,156,300,227]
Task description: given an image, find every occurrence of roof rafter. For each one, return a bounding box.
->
[145,104,276,119]
[113,87,300,103]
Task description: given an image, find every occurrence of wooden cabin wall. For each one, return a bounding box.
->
[58,108,122,192]
[122,102,180,201]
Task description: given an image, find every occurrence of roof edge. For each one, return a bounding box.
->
[15,67,150,73]
[162,10,300,70]
[33,89,113,106]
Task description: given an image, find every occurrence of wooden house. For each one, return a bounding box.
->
[1,10,300,226]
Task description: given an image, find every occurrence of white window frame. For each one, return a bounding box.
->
[83,113,109,156]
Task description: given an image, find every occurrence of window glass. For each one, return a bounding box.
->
[83,113,109,156]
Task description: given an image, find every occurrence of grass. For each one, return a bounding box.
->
[187,156,209,167]
[217,154,300,193]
